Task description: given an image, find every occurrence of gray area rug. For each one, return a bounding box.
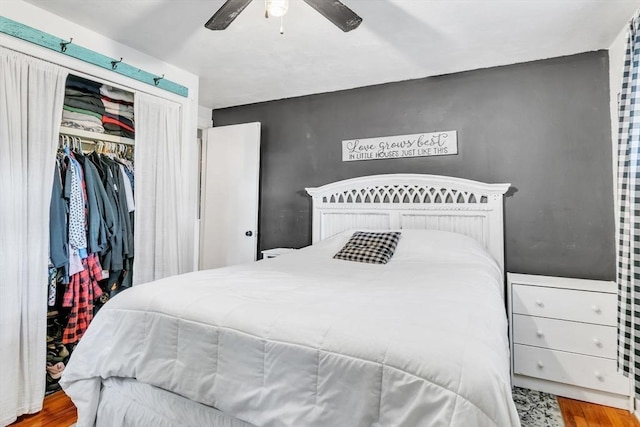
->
[513,386,565,427]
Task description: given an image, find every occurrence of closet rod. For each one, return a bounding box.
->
[60,126,135,146]
[0,16,188,98]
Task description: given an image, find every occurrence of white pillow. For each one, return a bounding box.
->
[307,228,496,267]
[390,229,496,265]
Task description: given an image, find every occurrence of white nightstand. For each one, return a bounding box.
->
[261,248,296,259]
[507,273,631,410]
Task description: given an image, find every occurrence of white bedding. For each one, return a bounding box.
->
[61,230,520,427]
[95,378,252,427]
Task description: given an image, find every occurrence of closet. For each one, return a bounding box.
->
[46,74,135,395]
[1,38,198,424]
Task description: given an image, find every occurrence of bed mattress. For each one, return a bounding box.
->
[61,230,520,426]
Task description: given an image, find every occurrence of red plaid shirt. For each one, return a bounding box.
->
[62,253,103,344]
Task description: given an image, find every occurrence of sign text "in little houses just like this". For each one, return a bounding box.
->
[342,131,458,162]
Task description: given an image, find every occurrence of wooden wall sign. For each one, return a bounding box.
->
[342,130,457,162]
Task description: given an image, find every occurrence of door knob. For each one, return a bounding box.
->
[245,231,253,237]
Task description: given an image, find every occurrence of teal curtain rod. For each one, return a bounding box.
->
[0,16,188,98]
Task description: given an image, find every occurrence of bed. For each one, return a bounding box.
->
[60,173,519,427]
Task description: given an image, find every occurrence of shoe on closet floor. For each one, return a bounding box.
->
[46,343,69,363]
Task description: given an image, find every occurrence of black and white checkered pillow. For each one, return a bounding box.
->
[333,231,401,264]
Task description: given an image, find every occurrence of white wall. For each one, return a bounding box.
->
[610,24,626,203]
[1,0,203,270]
[198,105,213,129]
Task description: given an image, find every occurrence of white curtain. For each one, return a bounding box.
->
[133,93,196,284]
[0,47,68,425]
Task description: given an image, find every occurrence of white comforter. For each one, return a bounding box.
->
[61,230,520,427]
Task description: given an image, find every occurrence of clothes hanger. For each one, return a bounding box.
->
[72,136,80,152]
[62,135,72,155]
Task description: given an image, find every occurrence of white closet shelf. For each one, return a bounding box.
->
[60,126,135,146]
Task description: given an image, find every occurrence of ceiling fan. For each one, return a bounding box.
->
[204,0,363,32]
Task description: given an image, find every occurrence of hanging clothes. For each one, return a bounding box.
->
[49,161,68,280]
[119,164,135,213]
[103,156,134,260]
[61,253,103,344]
[75,152,117,256]
[89,151,123,271]
[49,146,136,346]
[44,74,136,398]
[63,150,88,262]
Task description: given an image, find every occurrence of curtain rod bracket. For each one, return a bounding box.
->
[60,37,73,53]
[153,74,164,86]
[111,57,123,70]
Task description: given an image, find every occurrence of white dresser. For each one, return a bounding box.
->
[508,273,631,409]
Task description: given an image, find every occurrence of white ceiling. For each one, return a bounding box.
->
[20,0,640,109]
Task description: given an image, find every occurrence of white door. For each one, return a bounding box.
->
[199,122,261,269]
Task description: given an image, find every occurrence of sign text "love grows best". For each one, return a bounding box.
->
[342,131,457,162]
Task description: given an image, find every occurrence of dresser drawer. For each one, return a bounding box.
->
[513,314,617,359]
[513,344,628,395]
[512,284,616,325]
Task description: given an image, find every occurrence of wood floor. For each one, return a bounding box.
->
[11,392,76,427]
[10,391,640,426]
[558,397,639,427]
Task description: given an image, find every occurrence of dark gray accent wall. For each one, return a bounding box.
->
[213,51,615,281]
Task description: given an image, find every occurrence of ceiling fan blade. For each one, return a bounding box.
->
[302,0,362,32]
[205,0,254,30]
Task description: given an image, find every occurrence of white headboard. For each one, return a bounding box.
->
[305,174,510,274]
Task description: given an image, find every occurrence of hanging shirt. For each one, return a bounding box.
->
[62,253,103,344]
[119,164,135,213]
[64,151,88,258]
[49,161,68,274]
[68,247,84,276]
[90,152,123,271]
[48,263,57,307]
[76,153,117,256]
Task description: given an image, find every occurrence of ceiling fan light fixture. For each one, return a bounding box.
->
[205,0,362,32]
[265,0,289,18]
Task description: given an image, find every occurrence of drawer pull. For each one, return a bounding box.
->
[593,338,602,348]
[594,371,604,381]
[592,305,601,314]
[535,299,544,308]
[536,330,544,338]
[537,361,544,369]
